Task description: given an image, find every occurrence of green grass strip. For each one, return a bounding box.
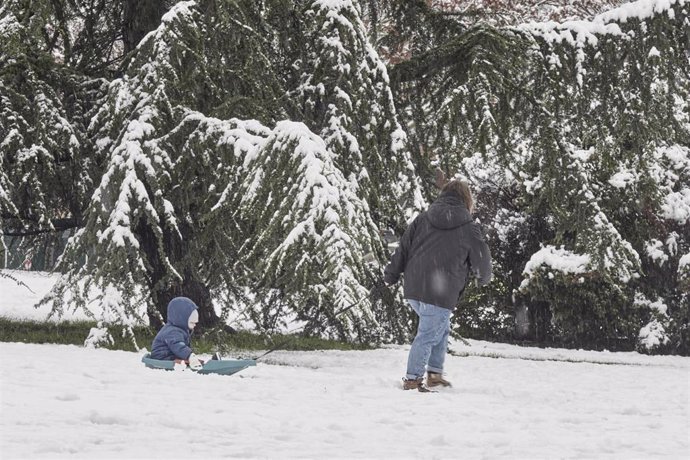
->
[0,318,371,354]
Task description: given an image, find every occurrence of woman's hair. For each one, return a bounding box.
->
[441,179,474,213]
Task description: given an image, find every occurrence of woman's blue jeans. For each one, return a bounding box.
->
[406,299,452,380]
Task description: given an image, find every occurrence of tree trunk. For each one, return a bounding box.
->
[514,303,530,339]
[529,301,552,343]
[137,219,220,330]
[154,273,219,330]
[122,0,167,54]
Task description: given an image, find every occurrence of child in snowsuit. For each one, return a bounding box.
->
[151,297,202,370]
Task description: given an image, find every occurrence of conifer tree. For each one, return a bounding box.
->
[294,0,425,234]
[236,121,383,340]
[282,0,426,338]
[41,0,284,337]
[514,1,689,351]
[390,0,690,351]
[38,0,420,343]
[0,3,98,265]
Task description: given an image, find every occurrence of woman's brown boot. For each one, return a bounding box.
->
[426,372,452,388]
[402,377,433,392]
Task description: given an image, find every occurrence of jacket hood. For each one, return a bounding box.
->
[166,297,198,329]
[426,191,473,229]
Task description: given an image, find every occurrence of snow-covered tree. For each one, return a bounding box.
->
[514,0,690,351]
[294,0,425,232]
[40,0,420,342]
[235,121,384,340]
[6,0,686,352]
[41,0,283,335]
[0,2,102,269]
[390,0,690,351]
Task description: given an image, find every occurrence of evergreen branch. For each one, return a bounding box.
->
[390,25,522,86]
[1,216,81,236]
[431,9,506,19]
[0,271,36,294]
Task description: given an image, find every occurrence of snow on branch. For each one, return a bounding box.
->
[520,0,687,46]
[679,252,690,282]
[521,245,592,290]
[240,120,378,336]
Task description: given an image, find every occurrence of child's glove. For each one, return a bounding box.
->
[188,353,203,370]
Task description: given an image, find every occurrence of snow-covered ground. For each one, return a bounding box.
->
[1,271,689,459]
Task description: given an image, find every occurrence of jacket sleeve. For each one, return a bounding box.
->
[164,329,193,360]
[384,217,418,285]
[468,222,492,286]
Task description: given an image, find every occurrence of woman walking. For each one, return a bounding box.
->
[384,179,492,391]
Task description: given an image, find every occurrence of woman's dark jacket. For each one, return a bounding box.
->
[384,191,492,310]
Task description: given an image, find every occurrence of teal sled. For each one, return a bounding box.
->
[141,354,256,375]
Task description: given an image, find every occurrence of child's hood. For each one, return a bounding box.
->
[166,297,198,329]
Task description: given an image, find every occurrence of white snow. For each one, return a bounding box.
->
[681,252,690,271]
[521,245,591,289]
[609,169,636,188]
[638,319,670,350]
[662,189,690,224]
[0,271,94,322]
[645,239,669,266]
[520,0,688,45]
[660,144,690,172]
[1,271,689,459]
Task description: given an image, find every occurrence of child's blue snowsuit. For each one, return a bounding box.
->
[150,297,198,360]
